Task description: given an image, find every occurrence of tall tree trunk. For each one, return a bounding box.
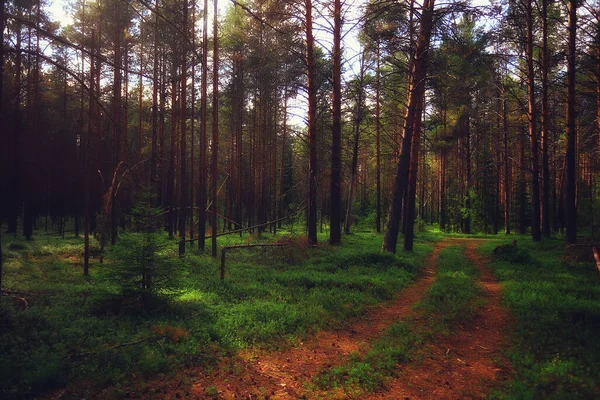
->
[330,0,342,244]
[503,96,511,234]
[150,0,159,200]
[279,88,288,229]
[138,15,144,164]
[440,97,447,231]
[0,0,5,298]
[375,41,382,233]
[540,0,551,238]
[565,0,577,243]
[404,91,425,251]
[179,0,189,256]
[519,129,527,235]
[306,0,318,245]
[526,0,541,241]
[167,64,177,239]
[382,0,435,253]
[344,54,365,235]
[84,30,96,276]
[211,0,219,257]
[198,0,209,251]
[464,112,471,234]
[190,4,196,245]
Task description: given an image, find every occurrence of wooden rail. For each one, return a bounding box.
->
[220,244,291,281]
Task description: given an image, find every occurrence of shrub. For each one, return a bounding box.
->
[99,200,185,310]
[492,241,532,264]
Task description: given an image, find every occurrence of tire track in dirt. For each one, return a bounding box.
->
[143,239,452,399]
[237,239,453,399]
[367,239,512,400]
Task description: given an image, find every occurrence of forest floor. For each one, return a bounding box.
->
[142,238,512,399]
[4,232,598,399]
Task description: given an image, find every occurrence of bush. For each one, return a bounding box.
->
[492,242,532,264]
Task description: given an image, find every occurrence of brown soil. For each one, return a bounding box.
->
[124,239,511,399]
[367,239,512,399]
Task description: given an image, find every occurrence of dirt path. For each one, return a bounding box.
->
[367,239,511,399]
[139,239,510,399]
[139,240,448,399]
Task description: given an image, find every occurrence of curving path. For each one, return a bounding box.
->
[139,238,510,399]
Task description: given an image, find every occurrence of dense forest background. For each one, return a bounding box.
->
[0,0,599,264]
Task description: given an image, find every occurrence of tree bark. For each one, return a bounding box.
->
[198,0,209,251]
[344,54,365,235]
[375,41,382,233]
[565,0,577,243]
[150,0,159,201]
[540,0,551,238]
[306,0,318,245]
[382,0,435,253]
[330,0,342,244]
[526,0,541,241]
[211,0,219,257]
[179,0,189,256]
[404,89,426,251]
[503,96,511,234]
[0,0,5,298]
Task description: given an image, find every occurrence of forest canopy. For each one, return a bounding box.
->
[0,0,599,258]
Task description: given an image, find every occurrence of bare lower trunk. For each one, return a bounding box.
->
[382,0,435,253]
[565,0,577,243]
[306,0,318,245]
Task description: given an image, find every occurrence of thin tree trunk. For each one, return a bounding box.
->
[375,41,382,233]
[0,0,5,299]
[279,88,288,229]
[519,129,527,235]
[526,0,541,241]
[198,0,208,251]
[211,0,219,257]
[344,54,365,235]
[179,0,188,256]
[150,0,159,200]
[330,0,342,244]
[503,97,511,234]
[84,30,96,276]
[565,0,577,243]
[167,64,177,239]
[138,16,144,163]
[464,112,471,234]
[190,4,196,244]
[306,0,318,245]
[540,0,551,238]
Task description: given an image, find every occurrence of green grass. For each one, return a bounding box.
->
[313,244,482,393]
[0,228,432,398]
[479,238,600,399]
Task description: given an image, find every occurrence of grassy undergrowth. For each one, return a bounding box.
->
[0,229,432,398]
[313,245,482,394]
[480,238,600,399]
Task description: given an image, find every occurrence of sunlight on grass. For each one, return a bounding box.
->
[0,228,434,397]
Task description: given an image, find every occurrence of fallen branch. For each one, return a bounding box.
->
[186,204,307,243]
[70,337,149,360]
[220,244,291,281]
[1,290,54,297]
[593,246,600,273]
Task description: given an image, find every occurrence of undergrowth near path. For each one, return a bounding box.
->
[0,230,432,398]
[313,244,482,394]
[480,238,600,399]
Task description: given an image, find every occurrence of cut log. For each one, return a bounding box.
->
[593,246,600,273]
